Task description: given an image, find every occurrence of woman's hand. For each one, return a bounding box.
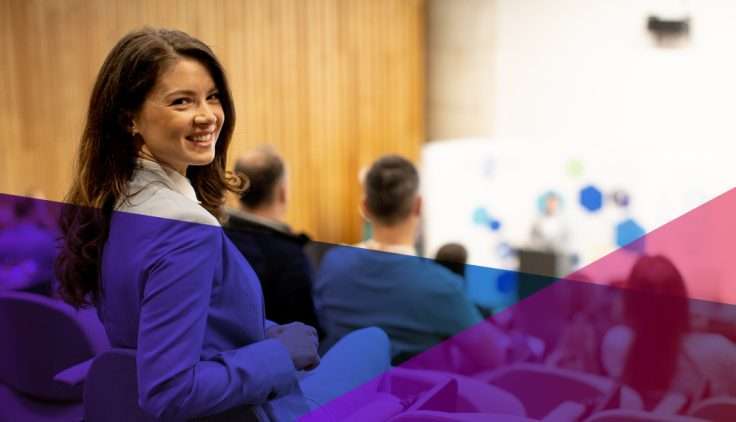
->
[267,322,320,371]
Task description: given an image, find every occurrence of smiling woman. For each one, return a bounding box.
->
[54,27,389,421]
[57,27,241,307]
[134,58,224,175]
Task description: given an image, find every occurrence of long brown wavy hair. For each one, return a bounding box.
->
[56,28,243,307]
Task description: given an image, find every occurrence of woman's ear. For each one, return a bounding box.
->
[127,114,145,151]
[123,110,139,136]
[129,115,139,135]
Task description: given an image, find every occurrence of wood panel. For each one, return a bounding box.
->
[0,0,425,243]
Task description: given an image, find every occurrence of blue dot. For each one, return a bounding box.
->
[615,218,646,253]
[489,219,502,231]
[473,207,489,225]
[497,272,518,293]
[580,185,604,212]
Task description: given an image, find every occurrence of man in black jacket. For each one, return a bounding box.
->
[225,146,323,338]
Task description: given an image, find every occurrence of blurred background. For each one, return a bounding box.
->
[2,0,736,301]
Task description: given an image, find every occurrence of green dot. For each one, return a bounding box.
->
[566,159,584,178]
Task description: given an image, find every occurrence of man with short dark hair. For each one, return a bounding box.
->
[313,155,507,367]
[355,155,422,255]
[363,155,419,225]
[225,146,322,337]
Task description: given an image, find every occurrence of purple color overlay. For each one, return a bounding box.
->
[2,190,736,420]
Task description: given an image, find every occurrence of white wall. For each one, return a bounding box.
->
[492,0,736,259]
[494,0,736,142]
[493,0,736,209]
[423,0,736,302]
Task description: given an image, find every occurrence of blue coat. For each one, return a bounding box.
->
[98,159,307,420]
[314,245,483,363]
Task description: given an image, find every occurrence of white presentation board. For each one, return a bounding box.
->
[421,138,733,306]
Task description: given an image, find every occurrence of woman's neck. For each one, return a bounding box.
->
[138,147,187,175]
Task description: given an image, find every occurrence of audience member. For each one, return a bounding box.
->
[0,194,57,294]
[225,146,322,337]
[314,155,508,368]
[435,242,468,279]
[543,273,616,374]
[602,255,736,405]
[55,28,388,420]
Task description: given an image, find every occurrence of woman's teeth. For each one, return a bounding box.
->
[189,134,212,142]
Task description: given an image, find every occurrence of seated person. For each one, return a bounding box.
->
[56,28,388,419]
[602,255,736,406]
[224,146,322,337]
[313,155,507,368]
[0,194,58,295]
[543,273,614,374]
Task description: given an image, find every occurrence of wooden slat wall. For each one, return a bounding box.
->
[0,0,425,243]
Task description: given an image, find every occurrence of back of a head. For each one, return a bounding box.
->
[235,146,285,209]
[625,254,689,319]
[435,243,468,278]
[364,155,419,226]
[622,255,691,394]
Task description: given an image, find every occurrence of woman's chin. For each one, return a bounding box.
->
[188,154,216,167]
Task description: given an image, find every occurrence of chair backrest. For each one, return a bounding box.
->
[480,363,642,419]
[0,291,106,401]
[382,367,525,416]
[586,409,706,422]
[689,396,736,422]
[85,349,259,422]
[83,349,156,422]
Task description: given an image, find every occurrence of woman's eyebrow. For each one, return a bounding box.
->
[162,87,219,98]
[163,89,197,98]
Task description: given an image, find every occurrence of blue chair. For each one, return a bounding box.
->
[0,291,109,421]
[80,349,155,422]
[78,348,258,421]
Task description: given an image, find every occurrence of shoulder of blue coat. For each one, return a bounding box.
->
[117,183,220,227]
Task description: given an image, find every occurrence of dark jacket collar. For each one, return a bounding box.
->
[225,209,310,245]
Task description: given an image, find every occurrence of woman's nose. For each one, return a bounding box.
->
[194,104,217,126]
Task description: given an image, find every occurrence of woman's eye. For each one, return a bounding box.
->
[171,98,192,106]
[207,93,220,102]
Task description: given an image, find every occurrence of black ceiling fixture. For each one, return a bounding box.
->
[646,14,691,47]
[647,15,690,37]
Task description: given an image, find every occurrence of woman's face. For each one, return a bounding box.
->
[133,57,224,175]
